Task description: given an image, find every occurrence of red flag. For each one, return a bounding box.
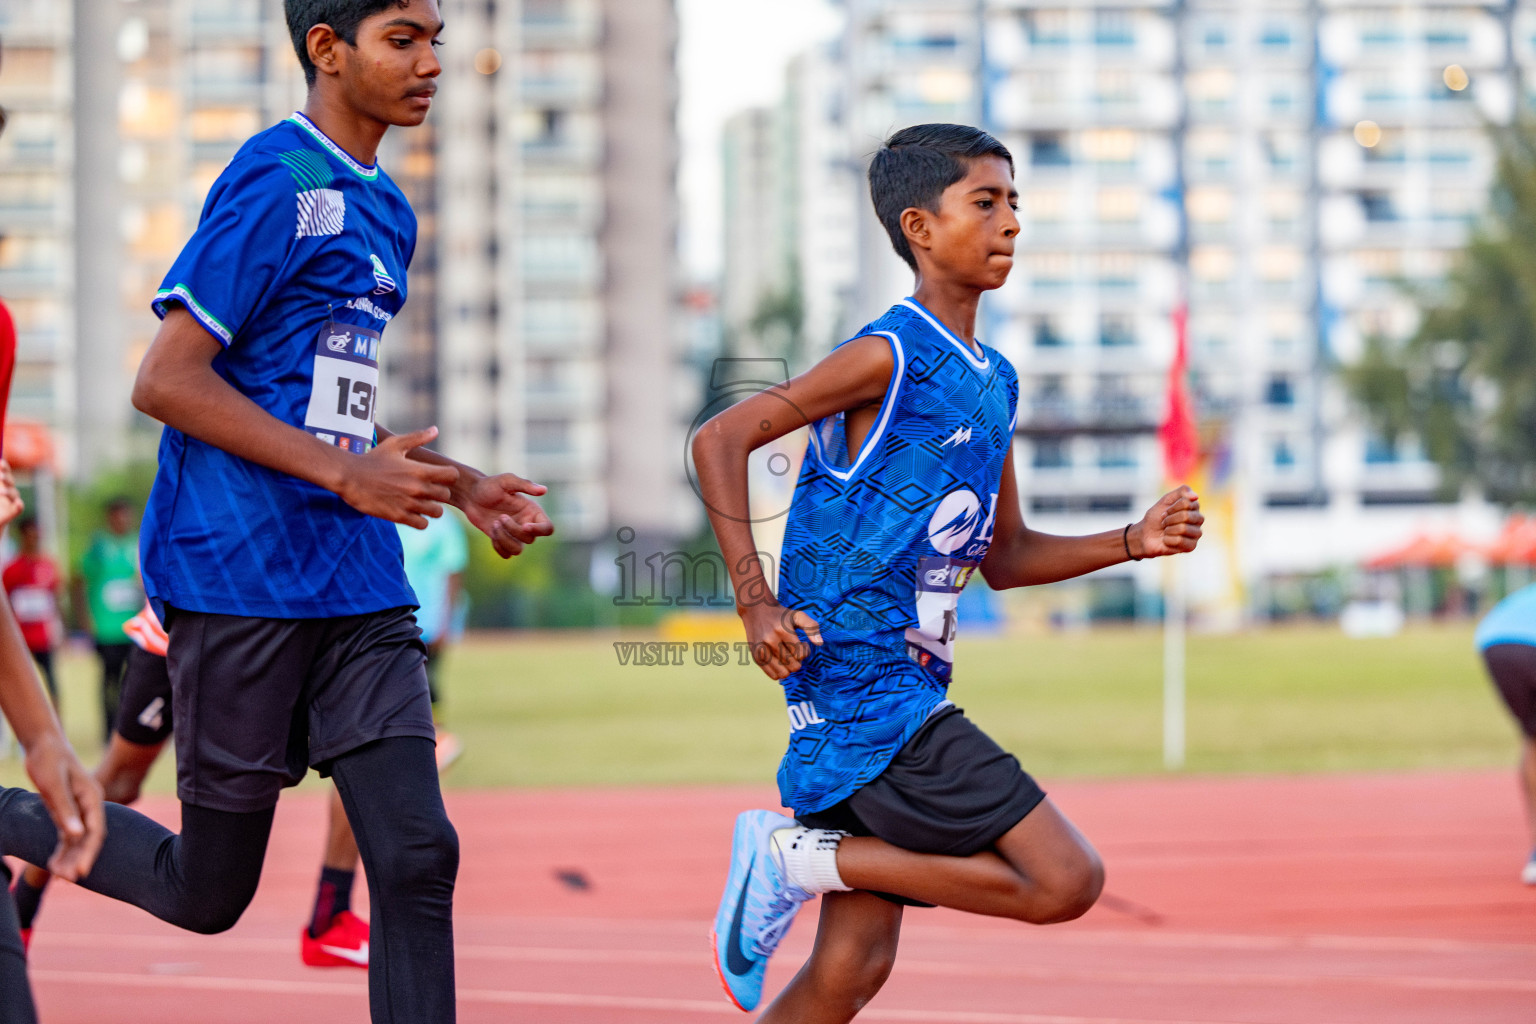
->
[1159,303,1198,482]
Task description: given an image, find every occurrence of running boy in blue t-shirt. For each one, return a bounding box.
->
[695,125,1203,1018]
[0,3,550,1021]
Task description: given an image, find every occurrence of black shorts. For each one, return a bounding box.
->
[1484,643,1536,738]
[165,605,435,813]
[115,645,174,747]
[799,705,1046,905]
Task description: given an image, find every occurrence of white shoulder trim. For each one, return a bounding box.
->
[807,331,906,481]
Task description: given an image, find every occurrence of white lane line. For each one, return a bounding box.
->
[27,969,1352,1024]
[31,933,1536,994]
[444,915,1536,956]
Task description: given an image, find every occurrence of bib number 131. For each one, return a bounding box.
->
[304,321,381,454]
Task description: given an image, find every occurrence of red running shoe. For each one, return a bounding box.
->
[301,910,369,968]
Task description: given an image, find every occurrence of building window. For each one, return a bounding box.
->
[1033,317,1066,347]
[1094,71,1137,108]
[1259,23,1294,51]
[1364,434,1399,465]
[1099,315,1135,347]
[527,419,570,455]
[1033,375,1069,419]
[1097,438,1137,470]
[1272,438,1296,468]
[1094,11,1134,48]
[1265,376,1295,407]
[1360,192,1397,222]
[1030,133,1071,167]
[1033,439,1070,469]
[1023,11,1070,47]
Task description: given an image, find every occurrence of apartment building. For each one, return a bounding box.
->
[810,0,1536,610]
[0,0,692,547]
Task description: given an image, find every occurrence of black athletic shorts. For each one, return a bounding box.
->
[164,605,435,813]
[1483,643,1536,738]
[115,645,174,747]
[798,705,1046,906]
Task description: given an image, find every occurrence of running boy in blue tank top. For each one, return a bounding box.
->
[695,125,1204,1018]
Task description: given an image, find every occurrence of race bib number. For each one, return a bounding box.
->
[304,322,381,454]
[9,585,54,623]
[102,577,141,612]
[904,555,978,684]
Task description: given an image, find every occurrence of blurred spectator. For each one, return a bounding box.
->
[3,516,62,705]
[1474,582,1536,885]
[397,511,467,770]
[75,497,143,743]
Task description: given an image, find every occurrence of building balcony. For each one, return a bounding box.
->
[1016,396,1157,438]
[521,73,602,106]
[16,329,60,361]
[187,78,264,104]
[522,10,603,48]
[187,15,264,41]
[0,139,58,166]
[521,136,604,167]
[0,202,61,229]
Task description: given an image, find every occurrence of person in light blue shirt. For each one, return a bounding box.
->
[397,510,467,769]
[1475,582,1536,883]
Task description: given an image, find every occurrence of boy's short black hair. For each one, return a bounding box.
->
[869,124,1014,270]
[284,0,410,87]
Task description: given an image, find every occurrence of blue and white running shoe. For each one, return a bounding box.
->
[711,809,813,1011]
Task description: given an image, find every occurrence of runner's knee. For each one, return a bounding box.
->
[811,925,898,1006]
[171,862,260,934]
[1030,848,1104,924]
[370,811,459,896]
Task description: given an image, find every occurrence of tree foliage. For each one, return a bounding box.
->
[1347,119,1536,501]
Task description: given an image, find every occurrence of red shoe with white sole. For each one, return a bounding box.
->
[301,910,369,969]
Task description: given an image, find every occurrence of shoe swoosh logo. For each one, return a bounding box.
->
[318,941,369,965]
[724,852,756,977]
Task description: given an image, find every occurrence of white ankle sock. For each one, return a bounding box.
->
[771,826,852,895]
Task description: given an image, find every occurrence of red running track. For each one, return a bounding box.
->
[17,770,1536,1023]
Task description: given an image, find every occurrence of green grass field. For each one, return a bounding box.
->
[0,621,1515,793]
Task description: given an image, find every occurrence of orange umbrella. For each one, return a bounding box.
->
[1362,530,1481,570]
[2,419,55,472]
[1485,516,1536,566]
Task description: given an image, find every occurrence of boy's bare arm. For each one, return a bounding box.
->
[691,336,895,679]
[0,463,103,880]
[980,447,1203,589]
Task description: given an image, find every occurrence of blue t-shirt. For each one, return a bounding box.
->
[143,113,418,619]
[1476,584,1536,650]
[774,298,1020,815]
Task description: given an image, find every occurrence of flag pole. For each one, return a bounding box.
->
[1163,556,1186,769]
[1162,0,1191,771]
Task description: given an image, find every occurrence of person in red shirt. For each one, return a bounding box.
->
[3,518,60,706]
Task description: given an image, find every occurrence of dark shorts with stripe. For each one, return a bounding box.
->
[1484,643,1536,738]
[798,705,1046,906]
[114,645,174,747]
[164,605,436,813]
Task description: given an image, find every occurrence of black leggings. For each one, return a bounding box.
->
[0,861,36,1024]
[0,736,457,1022]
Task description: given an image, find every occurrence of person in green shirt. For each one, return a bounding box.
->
[76,497,143,743]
